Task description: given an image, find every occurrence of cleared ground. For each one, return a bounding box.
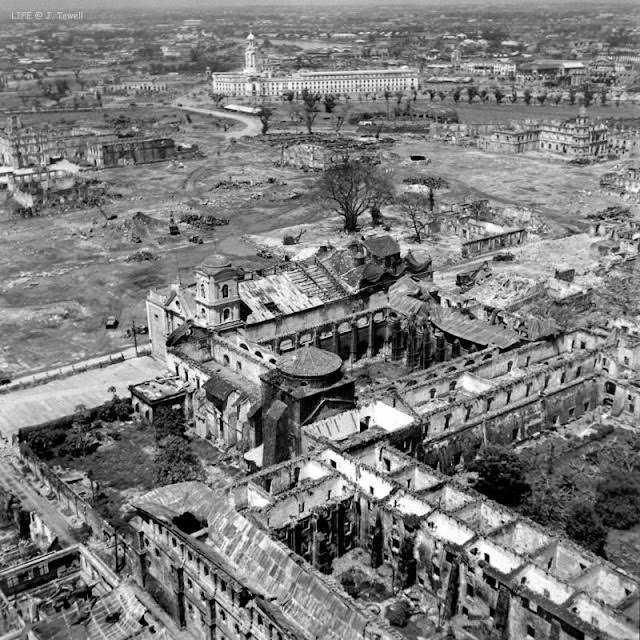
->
[0,356,164,436]
[0,98,637,375]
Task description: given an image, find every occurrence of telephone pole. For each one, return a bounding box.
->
[132,320,138,356]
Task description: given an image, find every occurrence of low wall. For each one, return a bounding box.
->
[0,344,151,395]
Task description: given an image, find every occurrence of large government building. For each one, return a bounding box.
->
[211,33,419,99]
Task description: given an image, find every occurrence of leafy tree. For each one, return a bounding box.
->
[565,501,607,557]
[152,406,185,443]
[154,435,204,485]
[320,158,394,232]
[452,87,461,103]
[594,470,640,529]
[385,599,410,627]
[600,88,608,106]
[494,88,504,105]
[537,93,547,106]
[568,88,577,105]
[22,429,68,460]
[323,94,337,113]
[480,88,488,103]
[469,445,530,506]
[467,85,478,104]
[523,89,532,105]
[398,192,432,243]
[510,87,518,103]
[258,105,273,135]
[427,89,436,101]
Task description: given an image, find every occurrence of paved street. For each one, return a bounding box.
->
[0,356,166,437]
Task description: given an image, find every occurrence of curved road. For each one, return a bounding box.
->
[172,98,262,139]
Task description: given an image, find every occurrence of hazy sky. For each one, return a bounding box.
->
[2,0,636,16]
[3,0,633,8]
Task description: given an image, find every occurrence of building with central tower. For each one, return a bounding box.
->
[211,32,419,100]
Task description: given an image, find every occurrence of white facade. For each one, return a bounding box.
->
[212,33,419,98]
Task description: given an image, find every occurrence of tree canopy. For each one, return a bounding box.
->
[594,469,640,529]
[469,445,530,506]
[153,435,205,485]
[152,406,186,443]
[565,501,608,557]
[320,158,394,232]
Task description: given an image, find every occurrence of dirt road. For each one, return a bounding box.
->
[172,98,263,138]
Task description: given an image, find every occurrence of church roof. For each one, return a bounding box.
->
[361,235,400,258]
[278,346,342,379]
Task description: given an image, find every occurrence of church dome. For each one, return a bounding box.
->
[278,346,342,380]
[197,255,233,275]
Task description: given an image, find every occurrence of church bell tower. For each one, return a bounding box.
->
[244,32,259,74]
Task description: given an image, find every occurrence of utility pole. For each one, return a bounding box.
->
[132,320,138,356]
[114,529,119,573]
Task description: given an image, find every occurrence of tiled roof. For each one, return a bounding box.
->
[135,483,399,640]
[361,234,400,257]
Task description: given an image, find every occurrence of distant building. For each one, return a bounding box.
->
[211,32,419,99]
[478,109,609,158]
[0,116,105,168]
[460,59,516,77]
[518,60,586,86]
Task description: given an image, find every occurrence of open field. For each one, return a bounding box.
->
[0,356,164,436]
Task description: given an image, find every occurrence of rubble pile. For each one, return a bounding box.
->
[180,213,229,228]
[468,272,539,307]
[125,250,157,262]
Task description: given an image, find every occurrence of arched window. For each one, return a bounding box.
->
[221,284,229,299]
[236,361,242,372]
[223,308,231,321]
[200,283,206,298]
[222,354,230,366]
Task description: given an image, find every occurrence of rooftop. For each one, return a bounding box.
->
[129,378,185,404]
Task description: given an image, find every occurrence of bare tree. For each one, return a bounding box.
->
[297,88,320,133]
[398,192,432,243]
[383,89,392,119]
[332,102,352,135]
[320,158,394,232]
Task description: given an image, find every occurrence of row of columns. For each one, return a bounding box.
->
[463,229,527,257]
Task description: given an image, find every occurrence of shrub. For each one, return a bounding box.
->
[595,470,640,529]
[565,501,607,557]
[385,600,410,627]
